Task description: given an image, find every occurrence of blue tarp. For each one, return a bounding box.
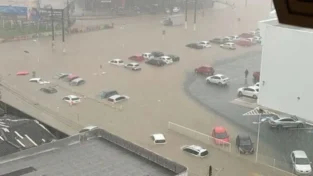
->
[0,6,27,15]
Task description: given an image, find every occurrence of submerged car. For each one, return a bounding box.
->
[29,78,50,85]
[212,126,230,145]
[236,134,254,154]
[40,87,57,94]
[145,59,166,67]
[206,74,229,86]
[124,63,141,71]
[99,90,119,99]
[268,115,305,129]
[167,54,180,62]
[181,145,208,157]
[195,65,215,76]
[186,43,205,49]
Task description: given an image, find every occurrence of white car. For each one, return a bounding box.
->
[29,78,50,85]
[254,82,260,87]
[160,56,173,64]
[172,7,180,13]
[181,145,208,157]
[249,30,260,36]
[229,35,239,41]
[142,53,153,60]
[108,59,124,66]
[237,86,259,99]
[246,38,258,44]
[124,63,141,71]
[206,74,229,85]
[108,94,129,103]
[253,36,262,43]
[62,95,81,104]
[291,150,312,175]
[151,133,166,144]
[198,41,211,48]
[220,42,236,50]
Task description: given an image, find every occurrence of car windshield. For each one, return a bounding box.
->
[296,158,311,165]
[215,132,228,139]
[220,76,226,79]
[200,150,208,156]
[72,98,79,101]
[240,139,251,146]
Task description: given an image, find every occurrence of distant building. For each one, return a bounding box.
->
[0,128,188,176]
[258,18,313,122]
[0,115,56,157]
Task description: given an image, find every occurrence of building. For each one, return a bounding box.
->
[0,114,56,157]
[0,128,188,176]
[258,18,313,122]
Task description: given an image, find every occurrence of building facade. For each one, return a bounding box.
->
[258,18,313,122]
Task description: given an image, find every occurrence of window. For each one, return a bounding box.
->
[192,150,199,155]
[155,139,166,144]
[72,97,79,101]
[116,97,125,101]
[200,150,208,156]
[118,61,123,63]
[64,97,69,100]
[296,158,310,165]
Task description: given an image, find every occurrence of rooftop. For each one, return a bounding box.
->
[0,128,187,176]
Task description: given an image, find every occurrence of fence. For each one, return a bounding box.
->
[168,122,231,152]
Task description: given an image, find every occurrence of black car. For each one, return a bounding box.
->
[99,90,119,99]
[209,38,227,44]
[167,54,180,62]
[236,134,254,154]
[40,87,57,94]
[145,59,166,66]
[151,51,164,58]
[186,43,204,49]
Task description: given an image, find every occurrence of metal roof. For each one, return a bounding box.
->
[0,128,187,176]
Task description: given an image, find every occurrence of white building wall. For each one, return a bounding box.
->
[258,23,313,121]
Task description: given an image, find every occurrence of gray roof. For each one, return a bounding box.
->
[0,128,187,176]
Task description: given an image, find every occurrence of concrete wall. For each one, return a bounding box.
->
[258,23,313,122]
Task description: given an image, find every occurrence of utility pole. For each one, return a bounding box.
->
[50,7,55,50]
[185,0,188,29]
[67,0,71,34]
[193,0,197,31]
[245,0,247,7]
[61,10,66,53]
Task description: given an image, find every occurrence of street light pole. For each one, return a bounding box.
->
[185,0,188,29]
[61,10,66,53]
[50,7,55,50]
[193,0,197,31]
[255,108,264,163]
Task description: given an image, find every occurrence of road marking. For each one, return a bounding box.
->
[230,98,257,109]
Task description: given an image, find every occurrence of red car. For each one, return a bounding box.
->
[235,39,253,47]
[64,74,79,82]
[253,71,260,81]
[16,71,29,76]
[239,33,254,38]
[195,65,215,76]
[128,55,144,62]
[212,126,230,145]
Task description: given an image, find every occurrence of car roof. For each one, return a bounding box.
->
[161,56,170,58]
[30,77,41,80]
[293,150,308,158]
[109,94,123,99]
[225,42,234,44]
[129,62,139,65]
[71,78,84,82]
[214,126,227,133]
[248,86,258,90]
[68,74,78,78]
[152,134,165,140]
[113,58,122,61]
[188,145,207,152]
[67,95,79,98]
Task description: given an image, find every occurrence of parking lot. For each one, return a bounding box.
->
[0,1,283,175]
[187,50,313,171]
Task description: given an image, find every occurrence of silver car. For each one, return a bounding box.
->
[268,115,304,129]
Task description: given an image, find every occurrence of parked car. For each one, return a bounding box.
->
[248,30,260,36]
[239,33,254,38]
[253,71,260,81]
[237,86,259,99]
[181,145,208,157]
[16,71,29,76]
[108,94,129,103]
[228,35,239,41]
[235,39,254,47]
[64,74,79,82]
[198,41,211,48]
[206,74,229,86]
[212,126,230,145]
[69,78,86,86]
[40,87,57,94]
[195,65,215,76]
[253,36,262,43]
[99,90,119,99]
[268,115,305,129]
[254,82,260,87]
[220,42,236,50]
[236,134,254,154]
[145,59,166,67]
[54,73,70,79]
[29,78,50,85]
[151,133,166,144]
[129,55,145,62]
[223,36,233,42]
[124,63,141,71]
[151,51,164,58]
[167,54,180,62]
[108,59,124,66]
[63,95,81,104]
[210,37,226,44]
[290,151,312,175]
[186,43,205,49]
[142,53,153,60]
[160,56,173,64]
